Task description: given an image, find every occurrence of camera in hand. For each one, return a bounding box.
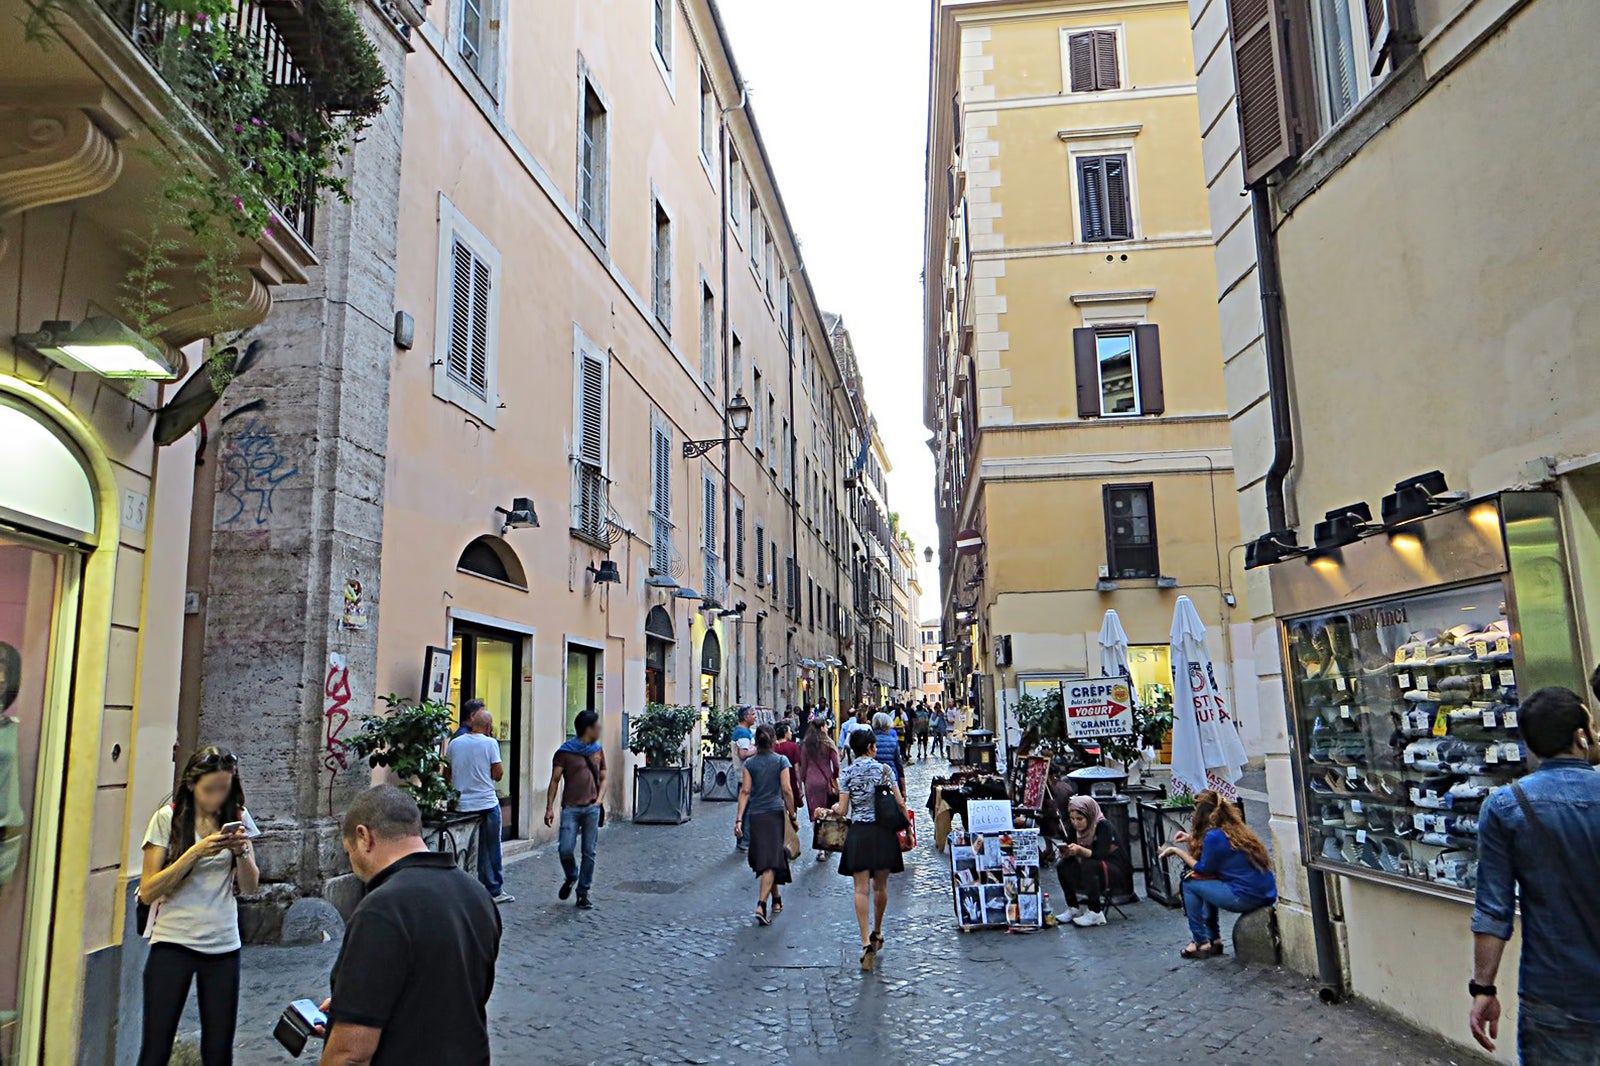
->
[273,998,326,1057]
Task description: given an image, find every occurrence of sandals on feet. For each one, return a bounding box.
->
[859,945,877,973]
[870,931,884,953]
[772,894,784,916]
[1180,941,1221,959]
[754,902,771,926]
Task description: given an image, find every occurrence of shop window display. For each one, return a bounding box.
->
[1287,581,1524,895]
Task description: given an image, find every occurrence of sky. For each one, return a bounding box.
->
[716,1,938,591]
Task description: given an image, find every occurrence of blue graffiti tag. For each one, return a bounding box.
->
[219,418,299,526]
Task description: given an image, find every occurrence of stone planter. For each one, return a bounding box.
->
[633,765,693,824]
[701,756,739,802]
[422,809,484,876]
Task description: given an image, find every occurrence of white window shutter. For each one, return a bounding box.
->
[448,238,490,399]
[576,352,607,467]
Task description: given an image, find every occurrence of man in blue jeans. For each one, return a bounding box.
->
[444,704,512,903]
[1470,684,1600,1061]
[546,709,606,910]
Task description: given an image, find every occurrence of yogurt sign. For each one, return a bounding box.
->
[1061,678,1135,740]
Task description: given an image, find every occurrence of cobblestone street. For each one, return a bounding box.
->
[202,758,1480,1065]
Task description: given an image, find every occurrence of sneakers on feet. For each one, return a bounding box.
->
[1072,910,1107,927]
[558,878,575,901]
[576,896,594,910]
[492,892,516,904]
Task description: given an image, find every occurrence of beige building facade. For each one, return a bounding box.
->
[1193,0,1600,1056]
[924,0,1250,749]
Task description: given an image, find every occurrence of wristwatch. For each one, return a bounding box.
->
[1468,980,1497,997]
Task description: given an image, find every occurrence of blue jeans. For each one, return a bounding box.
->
[1520,996,1600,1064]
[475,804,503,896]
[559,805,601,896]
[1181,877,1271,945]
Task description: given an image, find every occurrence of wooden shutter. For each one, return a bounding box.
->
[1105,155,1132,239]
[1092,30,1119,90]
[650,421,671,573]
[1072,327,1100,418]
[1067,32,1094,92]
[448,238,490,399]
[702,476,717,553]
[1077,157,1105,241]
[734,501,745,576]
[576,352,606,467]
[1227,0,1298,186]
[755,525,766,585]
[1134,324,1164,416]
[1364,0,1411,75]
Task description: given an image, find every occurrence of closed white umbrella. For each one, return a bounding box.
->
[1168,595,1248,799]
[1098,609,1131,681]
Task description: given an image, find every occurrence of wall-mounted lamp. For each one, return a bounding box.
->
[1157,575,1179,589]
[495,496,539,534]
[1095,579,1119,592]
[1313,502,1379,551]
[718,600,747,620]
[924,546,934,563]
[1244,529,1307,569]
[682,392,754,458]
[823,656,843,667]
[1382,470,1468,528]
[645,574,680,590]
[699,596,724,612]
[586,559,621,584]
[15,317,177,379]
[672,586,703,601]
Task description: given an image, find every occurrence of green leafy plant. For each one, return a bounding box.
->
[1103,687,1176,771]
[1015,689,1068,753]
[349,694,458,813]
[701,705,740,759]
[629,703,698,767]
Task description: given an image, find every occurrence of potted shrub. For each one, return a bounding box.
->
[700,705,741,802]
[349,695,481,872]
[629,702,697,824]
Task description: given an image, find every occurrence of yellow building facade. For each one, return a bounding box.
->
[925,0,1248,744]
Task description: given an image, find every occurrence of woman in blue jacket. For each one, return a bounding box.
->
[1159,790,1277,959]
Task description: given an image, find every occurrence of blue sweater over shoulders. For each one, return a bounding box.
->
[1194,828,1277,902]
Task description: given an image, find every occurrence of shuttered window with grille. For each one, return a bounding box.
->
[650,417,672,574]
[434,197,500,424]
[702,474,719,601]
[1066,30,1119,92]
[1076,154,1132,242]
[572,347,608,543]
[447,238,492,399]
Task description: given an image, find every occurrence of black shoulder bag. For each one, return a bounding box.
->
[874,766,909,832]
[582,753,607,827]
[1510,783,1600,947]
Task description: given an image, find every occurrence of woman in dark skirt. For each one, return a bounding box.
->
[816,729,908,973]
[735,724,797,925]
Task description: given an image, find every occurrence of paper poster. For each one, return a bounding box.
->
[1020,756,1051,810]
[949,828,1044,930]
[1062,678,1135,739]
[966,799,1015,834]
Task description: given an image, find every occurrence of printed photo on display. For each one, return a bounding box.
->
[958,886,984,925]
[981,885,1008,925]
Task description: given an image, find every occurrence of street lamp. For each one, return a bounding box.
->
[682,392,754,458]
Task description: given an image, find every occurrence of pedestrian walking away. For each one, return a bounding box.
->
[1159,790,1277,959]
[735,724,798,925]
[445,703,511,902]
[798,719,842,861]
[136,746,259,1066]
[819,729,909,974]
[930,701,948,758]
[772,721,803,809]
[1469,684,1600,1061]
[841,705,873,762]
[318,785,501,1066]
[914,701,932,760]
[873,712,906,790]
[732,706,757,851]
[546,709,607,909]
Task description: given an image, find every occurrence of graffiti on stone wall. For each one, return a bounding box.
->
[218,418,299,526]
[323,652,352,816]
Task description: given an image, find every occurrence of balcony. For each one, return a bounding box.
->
[571,460,611,548]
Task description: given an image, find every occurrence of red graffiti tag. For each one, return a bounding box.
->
[323,653,352,816]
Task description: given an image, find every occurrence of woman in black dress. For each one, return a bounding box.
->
[735,725,797,925]
[816,729,908,972]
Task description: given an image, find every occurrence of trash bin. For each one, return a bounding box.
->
[1095,796,1138,906]
[963,730,996,771]
[1065,765,1128,797]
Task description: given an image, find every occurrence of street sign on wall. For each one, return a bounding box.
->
[1060,677,1135,739]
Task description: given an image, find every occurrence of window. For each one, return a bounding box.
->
[767,392,777,463]
[699,65,715,164]
[771,543,779,599]
[1066,30,1119,92]
[571,342,609,543]
[734,495,746,577]
[1077,153,1132,242]
[731,333,744,399]
[434,195,500,424]
[650,416,672,574]
[579,82,608,242]
[652,198,672,330]
[1103,483,1157,579]
[458,0,496,84]
[781,417,790,488]
[1309,0,1376,133]
[749,200,762,273]
[729,151,744,230]
[763,236,775,300]
[807,576,814,629]
[1072,324,1163,418]
[702,474,719,599]
[778,271,791,339]
[699,282,715,387]
[755,522,766,585]
[751,366,764,452]
[652,0,671,72]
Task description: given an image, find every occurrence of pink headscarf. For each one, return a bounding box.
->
[1068,795,1105,848]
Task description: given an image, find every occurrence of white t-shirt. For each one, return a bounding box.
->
[446,732,502,812]
[142,805,260,954]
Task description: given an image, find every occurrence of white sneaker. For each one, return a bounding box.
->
[493,892,516,904]
[1070,905,1088,920]
[1072,910,1107,927]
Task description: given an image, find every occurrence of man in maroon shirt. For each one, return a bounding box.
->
[772,721,802,803]
[544,710,606,909]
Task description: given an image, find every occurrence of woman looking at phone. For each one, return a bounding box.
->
[1157,789,1276,960]
[137,747,260,1066]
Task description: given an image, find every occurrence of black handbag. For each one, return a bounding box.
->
[874,769,909,832]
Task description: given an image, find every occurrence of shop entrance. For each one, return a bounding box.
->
[450,624,522,837]
[566,643,602,737]
[645,607,673,705]
[699,629,721,709]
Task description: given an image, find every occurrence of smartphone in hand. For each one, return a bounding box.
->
[220,821,246,835]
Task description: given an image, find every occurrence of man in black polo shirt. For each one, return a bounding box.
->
[319,785,501,1065]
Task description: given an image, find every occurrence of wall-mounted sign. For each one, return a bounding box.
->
[1061,677,1134,739]
[421,646,451,704]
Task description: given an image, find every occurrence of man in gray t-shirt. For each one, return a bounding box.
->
[446,707,511,903]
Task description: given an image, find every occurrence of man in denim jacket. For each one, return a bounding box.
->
[1470,685,1600,1060]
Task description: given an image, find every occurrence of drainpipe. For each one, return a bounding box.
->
[1252,185,1342,1003]
[719,86,747,699]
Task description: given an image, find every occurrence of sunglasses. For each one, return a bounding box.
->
[196,750,239,771]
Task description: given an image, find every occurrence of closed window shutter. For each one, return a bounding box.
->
[1068,32,1094,92]
[1104,155,1131,239]
[448,238,490,399]
[702,476,718,600]
[577,354,606,466]
[754,525,765,585]
[1093,30,1119,89]
[1227,0,1298,185]
[1133,324,1164,416]
[1072,327,1100,418]
[1077,157,1105,241]
[469,256,490,393]
[734,504,745,576]
[651,422,671,573]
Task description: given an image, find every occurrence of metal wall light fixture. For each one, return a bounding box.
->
[671,586,703,600]
[15,317,178,379]
[682,392,754,458]
[495,497,539,534]
[1313,502,1379,551]
[1245,529,1307,569]
[586,559,621,584]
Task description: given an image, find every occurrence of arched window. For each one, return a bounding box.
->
[456,535,527,589]
[700,630,721,676]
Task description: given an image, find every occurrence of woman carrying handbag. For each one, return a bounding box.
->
[817,729,909,973]
[798,722,841,861]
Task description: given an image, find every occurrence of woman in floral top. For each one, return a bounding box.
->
[816,729,909,973]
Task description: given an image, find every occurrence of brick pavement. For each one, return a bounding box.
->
[189,757,1482,1065]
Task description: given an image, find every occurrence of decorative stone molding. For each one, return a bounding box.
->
[0,105,122,258]
[155,270,273,349]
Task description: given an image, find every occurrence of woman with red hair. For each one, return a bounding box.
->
[1159,790,1276,959]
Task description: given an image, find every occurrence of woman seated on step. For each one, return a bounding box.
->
[1046,784,1130,928]
[1159,789,1277,959]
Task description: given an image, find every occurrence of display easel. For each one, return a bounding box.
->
[948,800,1046,932]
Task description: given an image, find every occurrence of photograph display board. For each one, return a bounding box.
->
[950,820,1044,931]
[1061,677,1135,740]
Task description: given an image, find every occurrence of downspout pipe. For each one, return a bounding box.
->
[719,87,746,697]
[1251,185,1342,1003]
